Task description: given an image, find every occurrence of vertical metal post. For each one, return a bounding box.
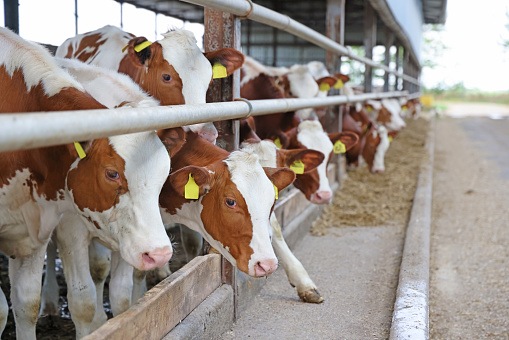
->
[363,0,376,93]
[394,44,401,90]
[383,27,394,92]
[403,48,410,92]
[4,0,19,34]
[204,7,241,321]
[271,27,278,66]
[120,2,123,29]
[74,0,78,34]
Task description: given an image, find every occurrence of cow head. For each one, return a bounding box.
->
[366,99,406,133]
[168,149,295,277]
[66,131,173,271]
[123,29,244,144]
[285,120,358,204]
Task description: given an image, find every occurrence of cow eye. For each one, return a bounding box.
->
[106,169,119,181]
[162,74,172,82]
[225,198,236,208]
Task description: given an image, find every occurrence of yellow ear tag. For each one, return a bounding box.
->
[212,63,227,79]
[273,182,279,200]
[319,83,331,92]
[184,173,200,199]
[366,106,373,112]
[290,159,305,174]
[333,140,346,154]
[274,138,282,149]
[74,142,87,159]
[122,45,128,53]
[134,41,152,53]
[402,105,408,111]
[388,136,393,143]
[334,79,344,89]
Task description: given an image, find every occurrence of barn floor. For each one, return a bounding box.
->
[220,104,509,340]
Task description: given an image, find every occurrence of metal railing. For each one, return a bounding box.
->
[0,91,407,153]
[180,0,421,86]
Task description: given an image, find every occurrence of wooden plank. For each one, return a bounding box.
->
[383,27,394,92]
[83,254,221,340]
[363,0,377,93]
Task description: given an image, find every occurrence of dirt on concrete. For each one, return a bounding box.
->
[430,111,509,339]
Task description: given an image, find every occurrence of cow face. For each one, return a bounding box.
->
[366,99,406,132]
[168,151,295,277]
[287,121,358,204]
[66,131,172,271]
[125,30,244,144]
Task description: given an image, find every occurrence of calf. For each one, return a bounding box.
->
[56,25,245,143]
[240,59,358,204]
[365,98,407,134]
[342,106,390,173]
[0,27,172,339]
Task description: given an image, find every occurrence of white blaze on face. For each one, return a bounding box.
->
[381,98,407,131]
[372,126,390,173]
[296,120,333,194]
[159,29,212,105]
[240,140,278,168]
[287,65,320,120]
[76,131,172,269]
[225,151,278,277]
[1,27,84,96]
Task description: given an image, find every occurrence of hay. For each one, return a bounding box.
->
[311,117,430,236]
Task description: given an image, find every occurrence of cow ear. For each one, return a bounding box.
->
[332,72,350,84]
[126,37,152,67]
[169,166,211,198]
[66,140,94,160]
[263,167,296,192]
[204,48,245,77]
[279,149,325,173]
[158,127,186,157]
[329,131,359,152]
[316,76,337,92]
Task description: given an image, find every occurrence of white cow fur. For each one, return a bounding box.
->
[0,27,171,340]
[296,120,334,202]
[240,141,320,297]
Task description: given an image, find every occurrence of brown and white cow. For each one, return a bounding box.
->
[0,27,172,339]
[56,25,245,143]
[342,106,390,173]
[365,98,407,133]
[240,58,358,204]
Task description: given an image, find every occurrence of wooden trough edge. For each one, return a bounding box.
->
[83,254,222,340]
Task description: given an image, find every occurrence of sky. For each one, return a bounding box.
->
[420,0,509,92]
[0,0,508,92]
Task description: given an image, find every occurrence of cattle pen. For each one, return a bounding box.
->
[0,0,442,339]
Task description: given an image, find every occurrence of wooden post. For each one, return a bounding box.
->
[363,0,376,93]
[204,8,241,321]
[383,27,394,92]
[326,0,345,184]
[402,48,410,92]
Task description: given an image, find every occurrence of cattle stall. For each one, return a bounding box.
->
[0,0,441,338]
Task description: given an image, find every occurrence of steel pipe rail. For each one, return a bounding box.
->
[179,0,420,86]
[0,91,407,153]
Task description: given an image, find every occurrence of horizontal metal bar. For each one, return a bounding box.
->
[0,91,408,153]
[179,0,420,86]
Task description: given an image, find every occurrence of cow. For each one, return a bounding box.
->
[240,59,359,204]
[342,106,390,173]
[0,27,173,339]
[365,98,407,134]
[32,58,186,337]
[56,25,245,144]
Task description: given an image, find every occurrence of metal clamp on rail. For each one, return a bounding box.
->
[237,0,253,20]
[234,97,253,117]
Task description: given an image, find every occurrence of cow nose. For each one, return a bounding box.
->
[254,259,278,277]
[311,191,332,204]
[198,129,218,145]
[141,246,173,270]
